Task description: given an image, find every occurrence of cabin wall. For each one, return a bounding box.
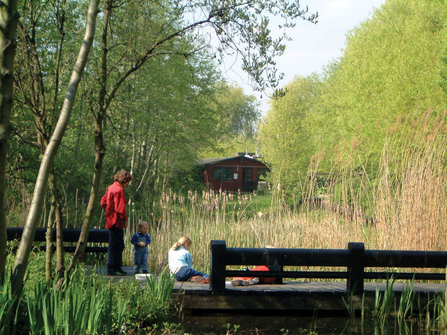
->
[202,158,268,192]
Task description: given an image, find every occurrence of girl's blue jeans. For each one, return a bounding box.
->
[174,266,209,281]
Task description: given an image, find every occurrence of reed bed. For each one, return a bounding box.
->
[122,111,447,277]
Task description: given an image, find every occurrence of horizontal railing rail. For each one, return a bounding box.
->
[7,227,109,253]
[210,240,447,295]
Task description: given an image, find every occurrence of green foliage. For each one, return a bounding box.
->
[259,0,447,204]
[200,81,262,159]
[2,251,176,334]
[26,274,115,335]
[315,0,447,160]
[6,0,317,232]
[211,82,261,139]
[397,280,414,322]
[258,74,321,190]
[373,278,395,321]
[0,271,24,335]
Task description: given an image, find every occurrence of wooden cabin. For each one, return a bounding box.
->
[197,153,269,192]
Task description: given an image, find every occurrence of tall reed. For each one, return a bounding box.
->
[373,110,447,250]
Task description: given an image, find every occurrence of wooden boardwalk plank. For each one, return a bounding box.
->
[173,280,446,313]
[173,280,446,294]
[89,266,446,295]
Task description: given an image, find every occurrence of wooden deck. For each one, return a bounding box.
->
[91,266,446,314]
[173,280,446,314]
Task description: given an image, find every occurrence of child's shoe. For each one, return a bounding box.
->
[189,276,203,283]
[200,277,211,284]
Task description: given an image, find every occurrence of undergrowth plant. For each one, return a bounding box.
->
[373,278,395,322]
[397,280,415,322]
[27,273,116,335]
[0,271,24,335]
[2,250,177,335]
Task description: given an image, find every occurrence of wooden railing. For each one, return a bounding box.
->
[7,227,109,253]
[210,240,447,295]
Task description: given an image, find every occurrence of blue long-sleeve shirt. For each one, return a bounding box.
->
[131,232,151,250]
[168,246,192,274]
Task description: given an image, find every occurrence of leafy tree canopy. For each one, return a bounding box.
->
[258,74,321,188]
[315,0,447,157]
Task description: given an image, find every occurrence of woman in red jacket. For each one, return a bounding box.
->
[101,170,132,276]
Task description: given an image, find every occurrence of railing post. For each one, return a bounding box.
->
[347,242,365,296]
[264,248,283,284]
[210,240,226,294]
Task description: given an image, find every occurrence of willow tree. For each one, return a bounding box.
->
[0,0,19,283]
[315,0,447,159]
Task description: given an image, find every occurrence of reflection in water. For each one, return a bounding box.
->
[179,314,435,335]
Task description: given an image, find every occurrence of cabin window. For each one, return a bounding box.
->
[258,168,268,181]
[213,167,234,181]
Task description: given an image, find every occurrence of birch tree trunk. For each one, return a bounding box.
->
[17,0,69,281]
[0,0,18,283]
[12,0,99,295]
[66,1,111,273]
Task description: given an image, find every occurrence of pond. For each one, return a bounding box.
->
[177,313,442,335]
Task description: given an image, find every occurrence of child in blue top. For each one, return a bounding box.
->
[168,236,209,283]
[131,221,151,274]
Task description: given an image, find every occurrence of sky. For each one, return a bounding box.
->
[220,0,387,115]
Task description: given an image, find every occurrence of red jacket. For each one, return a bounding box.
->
[235,265,276,284]
[101,182,128,229]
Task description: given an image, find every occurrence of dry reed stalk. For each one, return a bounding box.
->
[374,111,447,250]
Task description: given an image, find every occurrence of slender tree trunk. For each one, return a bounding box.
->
[0,0,19,283]
[67,1,110,273]
[66,116,104,272]
[135,143,155,193]
[48,172,65,280]
[45,170,64,281]
[45,199,55,281]
[130,119,136,177]
[12,0,99,295]
[55,189,64,279]
[52,4,67,284]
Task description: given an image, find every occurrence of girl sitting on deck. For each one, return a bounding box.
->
[168,236,210,284]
